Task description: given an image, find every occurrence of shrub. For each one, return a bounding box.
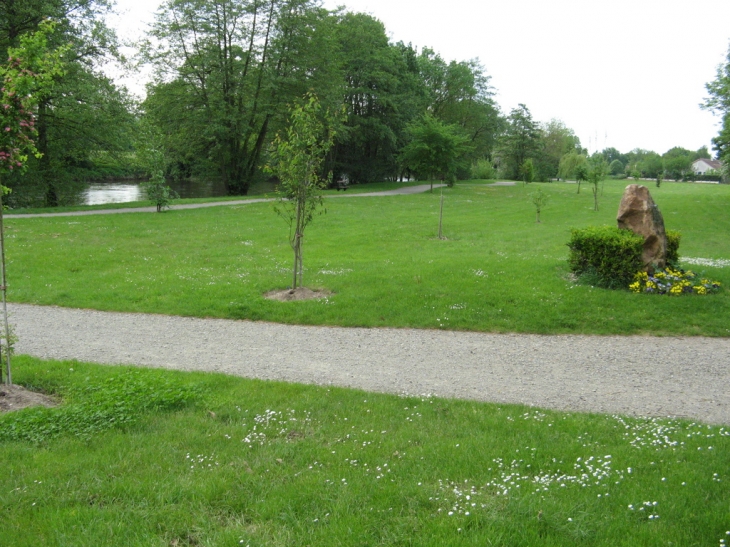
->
[470,158,495,180]
[567,226,644,288]
[666,229,681,266]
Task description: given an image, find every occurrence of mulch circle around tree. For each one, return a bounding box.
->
[0,384,58,413]
[264,288,331,302]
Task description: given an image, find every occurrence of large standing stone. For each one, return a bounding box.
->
[616,184,667,271]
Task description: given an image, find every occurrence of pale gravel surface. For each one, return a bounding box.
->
[10,303,730,424]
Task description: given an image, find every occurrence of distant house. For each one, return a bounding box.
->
[692,158,723,176]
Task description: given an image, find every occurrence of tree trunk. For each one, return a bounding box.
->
[438,188,444,239]
[0,185,11,385]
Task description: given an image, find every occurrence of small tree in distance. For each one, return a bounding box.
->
[530,187,549,223]
[400,114,470,192]
[400,114,470,239]
[136,121,179,212]
[521,158,535,185]
[558,151,588,193]
[587,156,609,211]
[267,93,339,290]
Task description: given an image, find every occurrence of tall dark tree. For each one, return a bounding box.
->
[418,49,502,171]
[496,104,542,181]
[143,0,338,195]
[538,119,581,180]
[331,13,417,183]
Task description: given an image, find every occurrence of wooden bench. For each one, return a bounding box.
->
[334,179,349,191]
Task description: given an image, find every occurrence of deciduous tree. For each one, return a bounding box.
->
[268,93,339,289]
[497,104,542,181]
[0,21,65,383]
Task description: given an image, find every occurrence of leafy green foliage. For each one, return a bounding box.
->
[587,155,609,211]
[0,21,65,177]
[1,1,135,207]
[609,159,624,176]
[537,119,582,181]
[521,157,535,184]
[469,158,495,180]
[268,93,339,289]
[530,187,549,222]
[136,121,178,212]
[666,229,681,266]
[497,104,542,181]
[400,114,470,189]
[568,226,644,288]
[0,368,199,443]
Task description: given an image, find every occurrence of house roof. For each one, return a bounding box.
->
[692,158,723,170]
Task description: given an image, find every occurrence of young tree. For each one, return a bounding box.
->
[0,22,65,384]
[521,157,535,185]
[136,121,178,212]
[587,155,608,211]
[268,93,339,290]
[400,114,470,191]
[400,114,470,239]
[530,187,549,223]
[558,151,587,193]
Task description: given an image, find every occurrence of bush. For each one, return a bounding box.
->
[666,230,681,266]
[567,226,644,288]
[470,158,495,180]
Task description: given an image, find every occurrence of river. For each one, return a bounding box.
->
[83,179,229,205]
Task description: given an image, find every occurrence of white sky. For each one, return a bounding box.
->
[108,0,730,156]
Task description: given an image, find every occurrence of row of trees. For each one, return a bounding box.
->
[1,1,727,208]
[556,145,714,185]
[141,3,503,194]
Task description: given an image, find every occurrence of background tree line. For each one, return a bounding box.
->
[2,0,728,207]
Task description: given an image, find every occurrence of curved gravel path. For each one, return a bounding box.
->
[4,183,449,219]
[9,303,730,424]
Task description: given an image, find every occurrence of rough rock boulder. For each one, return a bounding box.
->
[616,184,667,271]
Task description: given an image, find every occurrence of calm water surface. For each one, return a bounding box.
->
[83,179,228,205]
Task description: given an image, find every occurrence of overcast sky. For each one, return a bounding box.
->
[108,0,730,156]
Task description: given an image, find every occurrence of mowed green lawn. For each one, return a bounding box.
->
[5,179,730,335]
[2,358,729,547]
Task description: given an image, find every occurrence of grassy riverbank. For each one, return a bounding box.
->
[2,357,728,546]
[5,179,730,336]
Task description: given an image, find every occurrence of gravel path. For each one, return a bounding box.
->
[4,183,448,219]
[9,303,730,424]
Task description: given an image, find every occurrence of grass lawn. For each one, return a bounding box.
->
[1,357,728,546]
[5,179,729,336]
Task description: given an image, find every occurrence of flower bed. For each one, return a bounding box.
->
[629,268,721,295]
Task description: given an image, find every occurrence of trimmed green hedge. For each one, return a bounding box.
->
[567,226,644,288]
